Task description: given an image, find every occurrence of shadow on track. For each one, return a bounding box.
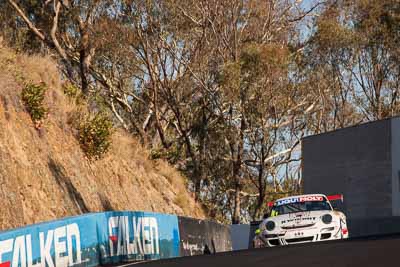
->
[130,234,400,267]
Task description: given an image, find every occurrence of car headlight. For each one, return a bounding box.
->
[266,221,275,231]
[322,214,333,224]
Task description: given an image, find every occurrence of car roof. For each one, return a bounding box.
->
[275,194,327,203]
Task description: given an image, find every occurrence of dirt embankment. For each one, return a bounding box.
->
[0,45,204,231]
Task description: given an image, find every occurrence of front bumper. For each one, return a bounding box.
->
[262,225,348,247]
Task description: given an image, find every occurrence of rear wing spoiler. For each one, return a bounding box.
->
[327,194,344,202]
[266,194,344,207]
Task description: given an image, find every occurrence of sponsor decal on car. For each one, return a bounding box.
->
[281,217,317,224]
[276,196,324,206]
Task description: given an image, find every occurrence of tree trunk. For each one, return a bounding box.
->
[194,173,201,202]
[155,119,170,149]
[254,142,265,219]
[232,180,241,224]
[79,51,89,94]
[254,178,265,219]
[79,27,90,95]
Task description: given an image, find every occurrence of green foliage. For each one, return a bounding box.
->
[150,143,181,163]
[240,44,263,73]
[62,82,85,105]
[315,19,357,51]
[218,43,290,102]
[21,81,47,123]
[217,61,241,101]
[78,112,114,159]
[150,149,163,160]
[62,82,79,98]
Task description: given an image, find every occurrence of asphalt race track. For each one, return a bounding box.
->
[133,235,400,267]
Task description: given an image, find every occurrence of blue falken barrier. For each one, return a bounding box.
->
[0,212,180,267]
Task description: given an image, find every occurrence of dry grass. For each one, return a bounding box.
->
[0,43,61,89]
[0,44,72,123]
[0,44,205,230]
[157,161,178,185]
[174,189,192,215]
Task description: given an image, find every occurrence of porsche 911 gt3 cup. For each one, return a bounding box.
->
[253,194,349,247]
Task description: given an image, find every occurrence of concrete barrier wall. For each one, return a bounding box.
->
[302,118,400,237]
[348,217,400,237]
[230,224,250,251]
[302,119,393,220]
[101,212,180,263]
[0,212,234,267]
[0,211,180,267]
[178,217,232,256]
[230,221,262,251]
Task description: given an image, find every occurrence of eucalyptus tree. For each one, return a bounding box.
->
[303,0,400,132]
[177,0,322,223]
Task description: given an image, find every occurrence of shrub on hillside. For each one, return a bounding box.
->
[62,82,84,104]
[78,112,114,159]
[150,144,180,163]
[21,81,47,126]
[62,82,79,98]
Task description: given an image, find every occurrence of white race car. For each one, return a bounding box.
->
[254,194,349,247]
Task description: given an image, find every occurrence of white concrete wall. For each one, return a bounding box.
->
[230,224,251,250]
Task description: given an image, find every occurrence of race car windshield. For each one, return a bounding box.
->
[271,200,331,215]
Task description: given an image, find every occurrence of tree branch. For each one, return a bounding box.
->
[50,0,68,61]
[7,0,45,41]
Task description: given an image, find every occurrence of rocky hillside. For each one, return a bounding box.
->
[0,44,204,231]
